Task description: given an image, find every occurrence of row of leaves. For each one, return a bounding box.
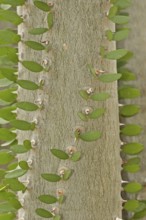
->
[107,0,146,219]
[0,1,56,220]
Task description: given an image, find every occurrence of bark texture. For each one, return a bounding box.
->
[17,1,121,220]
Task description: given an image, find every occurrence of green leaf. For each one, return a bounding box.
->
[34,1,53,12]
[132,209,146,219]
[98,73,121,83]
[53,215,61,220]
[71,152,81,162]
[122,143,144,155]
[124,182,143,193]
[114,0,132,9]
[105,49,128,60]
[0,76,13,87]
[121,124,142,136]
[124,200,141,212]
[41,173,61,182]
[77,112,88,121]
[38,195,58,204]
[19,161,29,170]
[90,92,110,101]
[5,169,27,179]
[0,128,16,141]
[119,50,133,61]
[0,9,23,25]
[10,144,30,154]
[16,101,38,111]
[105,30,113,41]
[79,90,89,100]
[0,151,14,165]
[126,157,141,165]
[88,108,105,119]
[87,64,96,76]
[107,5,118,19]
[23,140,32,149]
[0,0,25,6]
[7,162,18,171]
[0,106,16,121]
[113,29,130,41]
[119,68,136,81]
[62,169,73,181]
[47,12,53,29]
[119,87,141,99]
[0,213,15,220]
[36,208,53,218]
[3,178,25,191]
[28,27,48,35]
[17,80,39,90]
[21,61,43,72]
[123,163,140,173]
[58,195,65,204]
[25,40,45,50]
[51,149,69,160]
[0,47,18,63]
[79,131,102,142]
[10,119,35,131]
[0,30,20,45]
[120,104,140,117]
[110,15,129,24]
[0,202,16,213]
[0,67,17,82]
[0,88,17,102]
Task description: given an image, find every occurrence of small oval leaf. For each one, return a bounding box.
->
[110,15,129,24]
[79,131,102,142]
[0,9,23,25]
[17,80,39,90]
[38,194,58,204]
[90,92,110,101]
[98,73,121,83]
[88,108,105,119]
[77,112,88,121]
[5,169,27,179]
[0,151,14,165]
[0,0,25,6]
[121,124,142,136]
[119,87,141,99]
[21,61,43,72]
[36,208,53,218]
[123,164,140,173]
[0,29,20,45]
[28,28,48,35]
[34,1,53,12]
[106,49,128,60]
[47,12,53,29]
[50,149,69,160]
[124,182,143,193]
[25,40,45,50]
[0,128,16,141]
[41,173,61,182]
[62,169,73,181]
[71,152,81,162]
[124,200,141,212]
[120,104,140,117]
[122,142,144,155]
[10,119,35,131]
[113,29,130,41]
[16,102,38,111]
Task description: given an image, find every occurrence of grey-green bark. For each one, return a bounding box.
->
[17,1,121,219]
